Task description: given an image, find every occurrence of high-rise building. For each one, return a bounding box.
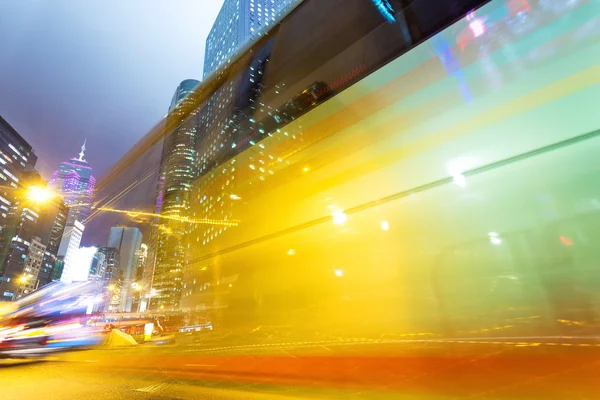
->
[0,171,46,301]
[97,246,121,311]
[136,244,148,281]
[169,79,199,111]
[61,246,96,284]
[98,247,120,282]
[50,142,95,266]
[49,141,95,226]
[132,243,148,312]
[107,226,142,311]
[15,237,46,299]
[60,221,86,283]
[0,116,37,298]
[89,250,106,279]
[37,200,68,286]
[203,0,296,78]
[148,80,199,311]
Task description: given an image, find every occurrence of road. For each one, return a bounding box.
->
[3,337,600,399]
[0,358,315,400]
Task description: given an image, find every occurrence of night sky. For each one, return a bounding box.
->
[0,0,224,180]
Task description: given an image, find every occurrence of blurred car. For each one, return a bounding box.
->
[0,319,50,358]
[0,281,105,358]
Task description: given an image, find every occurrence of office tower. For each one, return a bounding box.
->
[51,141,95,262]
[132,243,148,312]
[148,80,199,311]
[49,141,95,226]
[0,116,37,298]
[59,221,86,283]
[0,171,45,300]
[15,237,46,299]
[98,247,120,282]
[136,244,148,283]
[203,0,296,77]
[89,249,106,279]
[62,246,96,283]
[107,226,142,311]
[97,246,121,311]
[51,258,64,281]
[37,200,68,286]
[169,79,199,111]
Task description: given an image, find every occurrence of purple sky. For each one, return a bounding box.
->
[0,0,224,180]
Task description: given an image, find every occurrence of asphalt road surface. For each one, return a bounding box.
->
[3,337,600,399]
[0,358,320,400]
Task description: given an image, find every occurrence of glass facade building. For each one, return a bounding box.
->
[0,115,37,297]
[107,226,142,311]
[148,80,199,310]
[50,142,95,281]
[49,142,95,228]
[203,0,296,78]
[37,200,68,286]
[59,220,85,283]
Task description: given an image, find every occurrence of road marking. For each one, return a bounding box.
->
[185,364,216,367]
[134,383,170,393]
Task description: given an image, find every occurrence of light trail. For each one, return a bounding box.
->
[87,168,157,223]
[95,206,239,227]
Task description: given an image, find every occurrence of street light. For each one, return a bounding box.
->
[25,186,55,204]
[18,275,28,284]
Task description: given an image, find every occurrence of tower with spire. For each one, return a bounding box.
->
[49,141,95,260]
[78,139,86,161]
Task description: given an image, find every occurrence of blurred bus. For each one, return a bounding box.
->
[176,0,600,343]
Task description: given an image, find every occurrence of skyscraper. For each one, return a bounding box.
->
[98,246,120,282]
[0,171,46,300]
[133,243,148,312]
[107,226,142,312]
[15,237,46,298]
[89,249,106,279]
[50,142,95,284]
[203,0,296,78]
[37,200,68,286]
[0,115,38,297]
[169,79,200,111]
[97,246,121,311]
[59,221,86,283]
[148,80,199,311]
[49,141,95,227]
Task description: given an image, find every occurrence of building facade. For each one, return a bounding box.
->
[203,0,296,78]
[97,246,121,311]
[0,116,37,299]
[107,226,142,311]
[59,220,86,283]
[50,142,95,268]
[148,80,199,311]
[49,141,95,227]
[131,243,148,312]
[89,250,106,279]
[0,172,46,300]
[98,247,120,282]
[37,200,68,286]
[16,237,46,298]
